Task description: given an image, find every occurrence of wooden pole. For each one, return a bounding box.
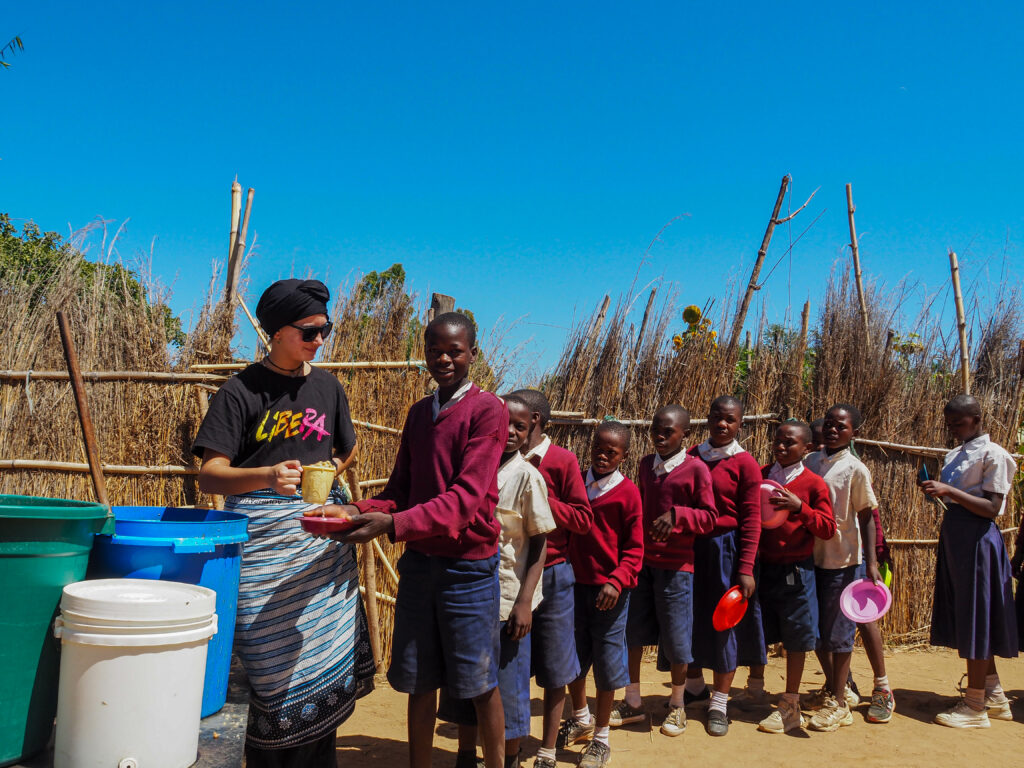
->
[229,180,242,257]
[845,183,871,341]
[56,312,109,508]
[225,187,254,304]
[428,293,456,323]
[633,287,658,358]
[949,250,970,394]
[345,462,385,674]
[726,175,790,358]
[587,295,611,349]
[238,295,271,351]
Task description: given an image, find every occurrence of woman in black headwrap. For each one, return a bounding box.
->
[193,279,374,767]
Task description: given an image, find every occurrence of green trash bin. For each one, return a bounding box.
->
[0,495,111,767]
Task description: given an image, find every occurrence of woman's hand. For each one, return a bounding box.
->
[304,503,360,518]
[918,479,952,498]
[267,460,303,496]
[769,488,802,514]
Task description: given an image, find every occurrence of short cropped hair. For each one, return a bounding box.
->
[779,418,813,444]
[595,419,632,449]
[710,395,744,416]
[426,311,477,347]
[944,393,982,418]
[511,389,551,426]
[501,392,531,413]
[827,403,863,429]
[654,404,690,427]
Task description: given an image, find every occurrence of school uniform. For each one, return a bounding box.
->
[628,451,717,665]
[757,461,835,652]
[931,434,1019,659]
[438,451,557,739]
[805,448,877,654]
[569,469,644,691]
[524,436,594,689]
[355,382,508,698]
[689,440,768,673]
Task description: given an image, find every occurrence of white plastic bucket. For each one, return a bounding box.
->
[52,579,218,768]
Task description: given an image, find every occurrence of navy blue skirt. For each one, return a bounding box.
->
[931,505,1019,659]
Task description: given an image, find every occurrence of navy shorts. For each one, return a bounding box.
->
[436,619,532,740]
[815,563,864,654]
[627,565,693,665]
[691,530,768,672]
[532,561,581,689]
[574,584,631,691]
[759,558,819,652]
[388,549,500,698]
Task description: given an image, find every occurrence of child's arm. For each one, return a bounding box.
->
[508,533,547,640]
[602,490,644,609]
[918,482,1004,519]
[548,464,593,535]
[670,465,719,535]
[735,458,764,597]
[857,506,880,583]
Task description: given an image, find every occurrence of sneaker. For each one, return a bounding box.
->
[706,708,729,737]
[986,693,1013,721]
[808,697,854,732]
[684,685,711,709]
[608,700,645,727]
[843,684,860,709]
[556,717,594,748]
[577,740,611,768]
[660,705,687,737]
[935,700,990,729]
[866,687,895,723]
[802,686,830,710]
[758,699,806,734]
[533,758,557,768]
[730,685,770,711]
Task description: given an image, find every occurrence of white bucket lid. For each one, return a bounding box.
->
[61,579,216,623]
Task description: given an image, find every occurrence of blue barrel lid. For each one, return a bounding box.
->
[101,506,249,553]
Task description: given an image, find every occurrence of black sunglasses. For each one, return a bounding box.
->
[287,321,333,342]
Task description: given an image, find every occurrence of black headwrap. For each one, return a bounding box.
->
[255,279,330,336]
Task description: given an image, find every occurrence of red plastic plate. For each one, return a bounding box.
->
[712,585,748,631]
[300,516,359,536]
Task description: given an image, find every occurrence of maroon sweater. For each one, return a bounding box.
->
[688,445,763,577]
[533,443,593,567]
[636,453,717,572]
[356,384,506,560]
[758,465,836,565]
[569,474,644,591]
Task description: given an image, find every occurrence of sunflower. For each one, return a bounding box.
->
[682,305,702,325]
[672,334,684,350]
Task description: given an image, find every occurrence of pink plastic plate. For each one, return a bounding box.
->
[712,586,748,631]
[760,479,789,530]
[300,516,359,536]
[840,578,893,623]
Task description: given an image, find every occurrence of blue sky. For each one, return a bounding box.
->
[3,2,1022,376]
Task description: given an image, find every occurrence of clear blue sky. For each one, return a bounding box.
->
[4,2,1022,376]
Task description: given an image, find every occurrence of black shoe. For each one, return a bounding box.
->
[683,686,711,708]
[707,708,729,737]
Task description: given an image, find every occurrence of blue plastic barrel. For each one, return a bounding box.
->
[87,507,248,717]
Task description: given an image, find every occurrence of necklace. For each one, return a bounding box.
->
[262,357,305,376]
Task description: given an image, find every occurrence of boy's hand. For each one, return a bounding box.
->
[268,460,302,496]
[768,488,802,514]
[506,600,533,640]
[331,512,394,543]
[650,511,675,542]
[918,480,951,498]
[304,503,359,518]
[738,573,756,599]
[865,561,883,585]
[596,582,621,611]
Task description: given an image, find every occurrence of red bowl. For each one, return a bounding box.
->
[300,515,359,536]
[712,586,748,631]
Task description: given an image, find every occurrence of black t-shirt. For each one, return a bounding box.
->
[192,364,357,468]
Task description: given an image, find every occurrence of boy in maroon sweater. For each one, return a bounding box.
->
[615,405,717,738]
[510,389,593,768]
[755,420,835,734]
[327,313,508,768]
[559,421,644,768]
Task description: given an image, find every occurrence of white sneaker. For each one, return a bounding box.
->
[843,684,860,709]
[730,685,770,710]
[758,699,805,734]
[808,697,854,732]
[986,694,1013,721]
[660,705,687,736]
[935,700,990,729]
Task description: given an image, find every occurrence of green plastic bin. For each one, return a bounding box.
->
[0,495,111,767]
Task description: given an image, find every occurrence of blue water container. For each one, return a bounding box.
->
[87,507,249,717]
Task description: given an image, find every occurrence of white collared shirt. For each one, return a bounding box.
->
[941,433,1017,517]
[431,379,473,421]
[652,450,687,477]
[697,439,745,463]
[768,460,804,487]
[806,447,878,569]
[523,435,552,465]
[584,468,625,500]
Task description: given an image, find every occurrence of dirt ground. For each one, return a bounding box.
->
[335,648,1024,768]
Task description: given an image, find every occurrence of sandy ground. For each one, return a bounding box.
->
[335,648,1024,768]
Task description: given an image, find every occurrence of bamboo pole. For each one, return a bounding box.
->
[351,419,402,436]
[189,361,426,372]
[238,295,270,351]
[726,175,790,358]
[548,413,779,428]
[224,187,254,305]
[587,295,611,349]
[846,183,870,340]
[230,180,242,257]
[358,586,396,605]
[633,287,658,358]
[56,312,110,508]
[550,411,585,418]
[346,462,384,674]
[856,436,1024,461]
[949,250,970,394]
[0,370,228,384]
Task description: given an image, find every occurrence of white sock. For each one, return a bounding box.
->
[685,676,706,695]
[536,747,556,761]
[669,684,686,708]
[593,726,610,745]
[625,683,642,708]
[985,673,1004,699]
[873,674,890,692]
[747,676,765,692]
[709,690,728,715]
[574,705,591,725]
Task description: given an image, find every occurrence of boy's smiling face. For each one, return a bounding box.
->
[773,423,810,466]
[425,323,476,389]
[505,400,531,454]
[591,429,628,475]
[822,408,856,453]
[650,411,689,458]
